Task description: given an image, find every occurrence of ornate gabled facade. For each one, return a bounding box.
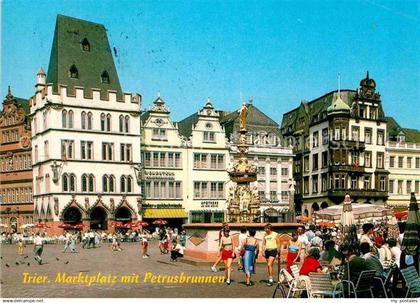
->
[178,99,230,223]
[29,15,141,234]
[140,96,188,227]
[281,73,389,216]
[0,87,34,232]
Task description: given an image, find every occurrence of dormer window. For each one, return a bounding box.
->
[81,38,90,51]
[101,71,110,84]
[69,65,78,79]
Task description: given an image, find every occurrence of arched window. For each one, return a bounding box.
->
[120,176,126,192]
[125,115,130,133]
[62,110,67,128]
[89,174,95,192]
[106,114,111,131]
[109,175,115,192]
[81,38,90,52]
[68,110,74,128]
[81,111,86,129]
[69,65,78,79]
[119,115,124,132]
[103,175,108,192]
[62,174,68,192]
[101,71,110,84]
[70,174,76,192]
[127,176,132,193]
[82,174,87,192]
[87,112,93,130]
[100,113,105,131]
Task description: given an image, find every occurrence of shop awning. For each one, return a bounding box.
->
[143,208,188,219]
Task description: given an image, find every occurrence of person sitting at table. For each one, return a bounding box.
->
[299,247,323,276]
[361,242,385,279]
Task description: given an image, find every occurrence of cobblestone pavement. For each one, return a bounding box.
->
[1,241,279,298]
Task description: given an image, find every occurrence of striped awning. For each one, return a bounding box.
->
[143,208,188,219]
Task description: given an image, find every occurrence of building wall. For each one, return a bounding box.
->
[386,141,420,209]
[0,93,33,233]
[30,80,141,234]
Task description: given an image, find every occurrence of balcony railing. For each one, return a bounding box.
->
[329,139,365,150]
[329,163,366,174]
[328,189,388,199]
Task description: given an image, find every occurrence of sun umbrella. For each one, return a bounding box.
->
[58,223,73,229]
[341,194,355,227]
[110,221,125,228]
[74,223,86,229]
[20,223,35,229]
[401,193,420,256]
[34,222,50,228]
[394,210,408,220]
[152,219,168,225]
[137,221,149,227]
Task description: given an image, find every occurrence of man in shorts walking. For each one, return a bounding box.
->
[262,224,280,286]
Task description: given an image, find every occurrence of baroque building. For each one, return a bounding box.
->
[178,100,230,223]
[0,88,33,232]
[281,73,389,216]
[140,96,188,227]
[386,117,420,210]
[29,15,141,234]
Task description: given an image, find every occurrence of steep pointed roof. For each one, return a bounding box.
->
[46,15,123,100]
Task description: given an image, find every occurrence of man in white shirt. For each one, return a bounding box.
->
[33,233,44,265]
[170,239,184,261]
[63,232,71,253]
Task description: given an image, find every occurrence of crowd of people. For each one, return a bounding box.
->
[208,221,418,298]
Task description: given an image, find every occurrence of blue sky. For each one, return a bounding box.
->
[1,0,419,128]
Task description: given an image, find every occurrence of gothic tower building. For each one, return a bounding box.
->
[29,15,141,234]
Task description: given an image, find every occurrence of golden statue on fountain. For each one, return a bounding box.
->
[227,103,261,223]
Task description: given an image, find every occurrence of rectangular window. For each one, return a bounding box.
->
[322,151,328,168]
[398,157,404,168]
[389,156,395,168]
[389,180,394,193]
[312,154,318,170]
[34,145,38,163]
[377,129,384,145]
[322,128,328,145]
[304,156,309,172]
[365,128,372,144]
[153,153,159,167]
[160,152,166,167]
[44,141,49,159]
[101,143,113,161]
[398,180,403,194]
[144,152,151,167]
[407,180,412,194]
[175,153,181,167]
[168,153,174,167]
[380,176,386,191]
[351,151,359,165]
[258,166,266,176]
[312,175,318,193]
[407,157,412,169]
[415,181,420,194]
[203,131,216,142]
[313,131,319,148]
[364,151,372,168]
[334,127,340,140]
[152,128,166,140]
[364,176,370,190]
[351,126,360,141]
[377,152,384,169]
[270,167,277,176]
[416,158,420,169]
[303,177,309,194]
[321,174,328,192]
[175,182,181,198]
[351,176,358,189]
[281,168,288,176]
[61,140,74,159]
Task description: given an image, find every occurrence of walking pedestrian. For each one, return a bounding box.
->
[141,231,149,258]
[219,228,234,285]
[286,232,301,273]
[211,222,229,272]
[236,227,248,271]
[241,229,259,286]
[262,224,280,286]
[62,232,71,253]
[70,232,77,253]
[18,239,25,256]
[33,233,44,265]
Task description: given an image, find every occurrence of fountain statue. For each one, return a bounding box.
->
[226,103,261,223]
